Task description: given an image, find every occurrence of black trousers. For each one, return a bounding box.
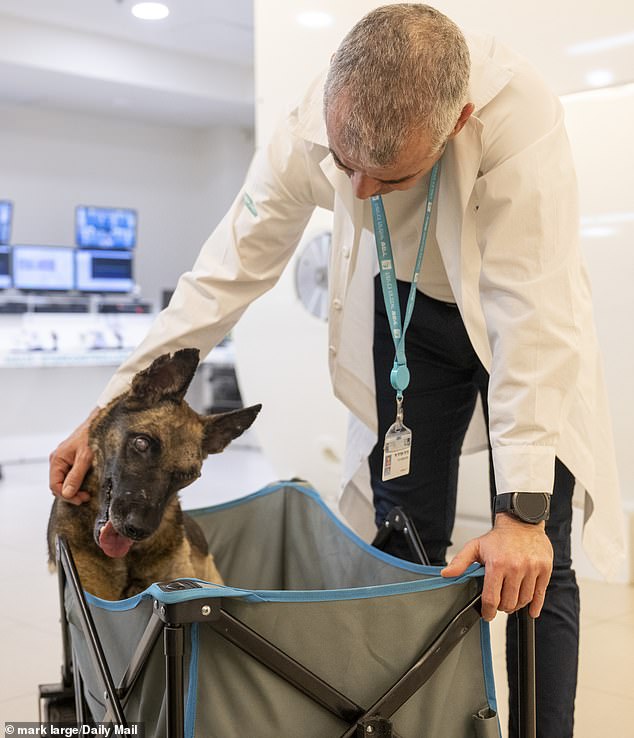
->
[369,277,579,738]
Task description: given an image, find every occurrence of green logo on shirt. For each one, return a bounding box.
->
[243,192,258,217]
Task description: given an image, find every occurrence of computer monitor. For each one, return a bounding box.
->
[12,245,74,292]
[75,205,137,249]
[0,246,10,288]
[75,249,134,293]
[11,246,75,292]
[0,201,12,246]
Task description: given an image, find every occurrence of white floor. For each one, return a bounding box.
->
[1,446,633,736]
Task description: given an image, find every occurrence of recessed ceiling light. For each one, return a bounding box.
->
[561,81,634,104]
[131,2,170,21]
[296,11,334,29]
[585,69,615,88]
[581,212,634,226]
[580,225,617,239]
[567,30,634,56]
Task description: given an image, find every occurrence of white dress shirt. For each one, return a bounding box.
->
[97,32,626,579]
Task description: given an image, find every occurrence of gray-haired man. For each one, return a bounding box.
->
[50,6,624,736]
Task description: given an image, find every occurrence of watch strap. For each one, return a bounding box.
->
[494,493,515,516]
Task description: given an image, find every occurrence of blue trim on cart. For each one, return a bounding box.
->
[185,623,199,738]
[84,481,484,612]
[85,590,144,610]
[188,480,445,574]
[479,619,499,715]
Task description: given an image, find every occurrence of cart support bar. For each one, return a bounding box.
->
[372,507,430,566]
[164,625,185,738]
[517,607,537,738]
[340,594,482,738]
[57,537,127,727]
[207,609,363,724]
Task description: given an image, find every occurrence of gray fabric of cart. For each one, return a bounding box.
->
[70,481,500,738]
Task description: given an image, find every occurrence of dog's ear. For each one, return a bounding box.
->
[126,348,200,407]
[202,404,262,455]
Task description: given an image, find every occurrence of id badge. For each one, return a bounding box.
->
[382,421,412,481]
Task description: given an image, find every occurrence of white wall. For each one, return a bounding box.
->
[254,2,370,146]
[235,0,363,502]
[562,85,634,510]
[0,102,254,306]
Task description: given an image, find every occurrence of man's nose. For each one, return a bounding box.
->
[350,172,382,199]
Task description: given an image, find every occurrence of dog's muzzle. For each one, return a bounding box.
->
[94,479,135,559]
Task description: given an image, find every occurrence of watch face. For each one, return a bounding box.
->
[514,493,549,521]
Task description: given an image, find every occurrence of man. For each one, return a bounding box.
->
[50,5,624,736]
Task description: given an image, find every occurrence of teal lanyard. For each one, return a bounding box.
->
[370,160,441,400]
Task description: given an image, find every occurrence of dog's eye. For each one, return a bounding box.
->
[132,436,150,453]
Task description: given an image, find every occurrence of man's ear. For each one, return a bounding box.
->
[448,103,475,139]
[126,348,200,408]
[202,404,262,455]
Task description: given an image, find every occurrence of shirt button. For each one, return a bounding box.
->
[342,246,351,258]
[329,345,337,355]
[332,299,342,310]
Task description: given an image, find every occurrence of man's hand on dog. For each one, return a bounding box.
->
[49,409,99,505]
[440,513,553,621]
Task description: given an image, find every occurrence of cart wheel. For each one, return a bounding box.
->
[41,694,77,723]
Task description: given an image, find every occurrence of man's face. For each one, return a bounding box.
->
[328,130,443,200]
[325,103,473,200]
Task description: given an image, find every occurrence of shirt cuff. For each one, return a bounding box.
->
[491,445,556,495]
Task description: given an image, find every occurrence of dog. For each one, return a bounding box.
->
[47,348,261,600]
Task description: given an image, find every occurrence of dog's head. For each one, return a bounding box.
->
[89,348,261,558]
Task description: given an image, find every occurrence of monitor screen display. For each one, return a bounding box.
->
[76,205,137,249]
[0,246,10,288]
[75,249,134,293]
[12,245,75,291]
[0,201,12,245]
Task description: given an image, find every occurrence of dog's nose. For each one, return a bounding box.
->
[121,520,152,541]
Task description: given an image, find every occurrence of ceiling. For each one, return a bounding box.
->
[0,0,254,63]
[435,0,634,97]
[0,0,255,127]
[0,0,632,129]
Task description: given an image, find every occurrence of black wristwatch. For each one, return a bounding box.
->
[494,492,551,524]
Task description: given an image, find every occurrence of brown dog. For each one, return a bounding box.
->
[47,348,261,600]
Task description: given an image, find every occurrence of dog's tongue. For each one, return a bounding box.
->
[98,521,134,558]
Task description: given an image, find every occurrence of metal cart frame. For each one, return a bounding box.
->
[40,492,536,737]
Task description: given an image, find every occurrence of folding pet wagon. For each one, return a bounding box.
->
[39,481,537,738]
